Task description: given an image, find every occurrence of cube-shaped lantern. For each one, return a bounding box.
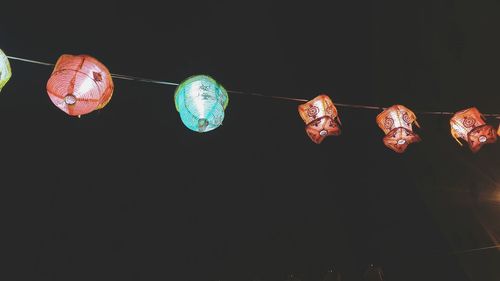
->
[450,107,497,152]
[46,54,114,116]
[298,94,341,144]
[376,105,421,153]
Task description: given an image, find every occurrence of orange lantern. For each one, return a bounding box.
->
[450,107,497,152]
[46,54,114,116]
[298,94,341,144]
[376,105,421,153]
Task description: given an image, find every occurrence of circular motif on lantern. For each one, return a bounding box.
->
[174,75,229,133]
[384,117,394,129]
[307,106,319,118]
[462,117,476,128]
[46,54,114,116]
[402,112,411,125]
[0,49,12,92]
[479,135,487,143]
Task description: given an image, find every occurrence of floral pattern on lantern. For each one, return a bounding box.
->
[376,105,421,153]
[298,94,341,144]
[450,107,497,152]
[46,54,114,116]
[174,75,229,133]
[0,49,12,92]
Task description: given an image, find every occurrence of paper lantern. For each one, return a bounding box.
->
[0,49,12,92]
[46,54,114,116]
[450,107,497,152]
[298,94,341,144]
[174,75,229,133]
[376,105,421,153]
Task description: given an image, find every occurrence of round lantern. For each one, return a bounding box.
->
[450,107,497,152]
[376,105,421,153]
[298,94,341,144]
[46,54,114,116]
[0,49,12,92]
[174,75,229,132]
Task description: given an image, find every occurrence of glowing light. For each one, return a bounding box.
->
[376,105,421,153]
[450,107,497,152]
[174,75,228,133]
[298,94,341,144]
[46,54,114,116]
[64,95,76,105]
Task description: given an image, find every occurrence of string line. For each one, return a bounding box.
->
[451,244,500,254]
[6,55,500,118]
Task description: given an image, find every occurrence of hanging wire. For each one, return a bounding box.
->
[6,55,500,119]
[110,73,180,86]
[227,89,308,102]
[6,56,54,66]
[451,245,500,254]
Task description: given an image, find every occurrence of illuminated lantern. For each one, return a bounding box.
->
[0,49,12,92]
[450,107,497,152]
[174,75,229,133]
[376,105,421,153]
[46,54,114,116]
[298,94,341,144]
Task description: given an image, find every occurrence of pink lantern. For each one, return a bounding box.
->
[46,54,114,116]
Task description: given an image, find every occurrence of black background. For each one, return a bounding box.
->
[1,1,499,280]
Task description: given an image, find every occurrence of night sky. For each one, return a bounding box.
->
[1,1,499,281]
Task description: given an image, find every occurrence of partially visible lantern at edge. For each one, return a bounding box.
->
[450,107,497,152]
[376,105,421,153]
[0,49,12,92]
[174,75,229,133]
[298,94,341,144]
[46,54,114,116]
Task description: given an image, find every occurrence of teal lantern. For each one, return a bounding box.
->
[0,49,12,92]
[174,75,229,132]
